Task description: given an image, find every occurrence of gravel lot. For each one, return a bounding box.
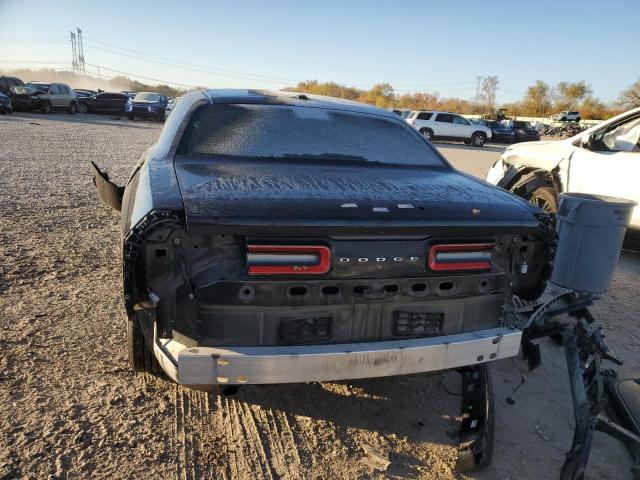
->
[1,112,638,479]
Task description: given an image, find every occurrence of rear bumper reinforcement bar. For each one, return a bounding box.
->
[154,327,522,386]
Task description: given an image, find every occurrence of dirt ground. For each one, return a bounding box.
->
[1,112,638,479]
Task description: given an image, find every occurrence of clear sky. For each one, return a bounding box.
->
[0,0,638,103]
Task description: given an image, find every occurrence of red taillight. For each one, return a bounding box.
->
[428,243,495,272]
[247,245,331,275]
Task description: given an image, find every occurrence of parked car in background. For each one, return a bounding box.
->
[125,91,168,121]
[0,91,12,114]
[505,120,541,142]
[407,110,492,146]
[473,119,515,143]
[552,110,581,122]
[487,107,640,229]
[92,89,549,391]
[0,75,24,96]
[390,108,412,118]
[78,92,130,114]
[11,82,78,114]
[165,96,177,118]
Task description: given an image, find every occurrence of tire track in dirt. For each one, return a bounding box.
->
[173,385,217,480]
[219,394,263,478]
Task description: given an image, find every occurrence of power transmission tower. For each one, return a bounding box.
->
[70,31,78,72]
[76,28,85,74]
[475,76,483,108]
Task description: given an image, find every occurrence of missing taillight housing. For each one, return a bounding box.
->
[428,243,495,272]
[247,245,331,275]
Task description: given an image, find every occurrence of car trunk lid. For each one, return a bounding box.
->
[174,155,540,233]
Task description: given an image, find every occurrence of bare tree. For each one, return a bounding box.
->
[617,78,640,109]
[480,75,499,112]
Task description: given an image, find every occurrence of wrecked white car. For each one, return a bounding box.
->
[486,107,640,231]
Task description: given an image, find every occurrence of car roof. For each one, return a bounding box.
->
[202,89,398,119]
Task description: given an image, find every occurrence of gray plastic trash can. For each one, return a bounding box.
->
[551,193,636,293]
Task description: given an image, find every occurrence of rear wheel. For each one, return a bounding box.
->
[40,101,51,114]
[419,128,434,141]
[78,103,88,114]
[529,187,558,214]
[68,101,77,114]
[127,314,160,373]
[471,132,486,147]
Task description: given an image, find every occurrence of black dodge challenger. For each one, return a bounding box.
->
[92,89,551,389]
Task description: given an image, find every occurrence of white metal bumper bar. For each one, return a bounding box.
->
[157,327,522,386]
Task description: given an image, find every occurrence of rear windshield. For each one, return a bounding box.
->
[178,104,445,167]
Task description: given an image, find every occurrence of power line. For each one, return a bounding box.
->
[82,37,482,90]
[0,60,71,65]
[83,37,298,84]
[85,63,196,88]
[0,41,68,46]
[393,81,476,88]
[84,43,289,85]
[498,87,526,97]
[0,35,67,39]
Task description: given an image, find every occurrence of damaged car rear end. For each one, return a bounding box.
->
[93,90,552,389]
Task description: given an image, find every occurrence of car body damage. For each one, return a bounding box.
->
[487,107,640,230]
[91,89,553,387]
[486,141,570,200]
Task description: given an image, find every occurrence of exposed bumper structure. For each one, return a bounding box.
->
[154,327,522,386]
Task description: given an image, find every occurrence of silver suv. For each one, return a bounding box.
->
[12,82,78,114]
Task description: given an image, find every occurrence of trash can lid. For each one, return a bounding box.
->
[560,192,637,207]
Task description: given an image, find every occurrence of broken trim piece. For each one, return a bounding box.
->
[90,161,124,211]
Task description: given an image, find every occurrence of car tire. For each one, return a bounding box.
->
[576,117,581,123]
[128,114,135,121]
[127,314,160,373]
[78,103,88,114]
[68,102,77,114]
[529,187,558,214]
[40,101,51,114]
[471,132,486,147]
[419,128,434,141]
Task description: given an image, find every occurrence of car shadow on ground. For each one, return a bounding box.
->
[0,112,161,130]
[204,371,463,475]
[208,370,462,441]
